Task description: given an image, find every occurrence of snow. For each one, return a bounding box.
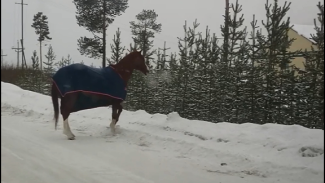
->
[1,81,324,183]
[146,70,173,88]
[291,24,317,42]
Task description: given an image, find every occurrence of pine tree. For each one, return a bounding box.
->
[31,12,52,70]
[74,0,129,67]
[130,9,162,69]
[129,9,163,110]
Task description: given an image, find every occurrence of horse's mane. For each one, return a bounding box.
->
[118,52,138,64]
[111,52,141,70]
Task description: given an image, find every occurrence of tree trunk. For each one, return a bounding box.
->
[39,40,42,70]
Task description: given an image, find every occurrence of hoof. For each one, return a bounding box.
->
[68,136,75,140]
[110,125,116,133]
[110,128,116,134]
[63,131,75,138]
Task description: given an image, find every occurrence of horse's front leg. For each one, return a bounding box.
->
[110,104,118,134]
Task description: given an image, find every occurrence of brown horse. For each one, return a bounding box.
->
[51,50,149,140]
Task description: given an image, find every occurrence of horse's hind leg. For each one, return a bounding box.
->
[62,117,75,140]
[110,104,118,135]
[61,97,76,140]
[116,103,123,124]
[110,103,123,135]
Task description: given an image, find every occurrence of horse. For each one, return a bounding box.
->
[51,50,149,140]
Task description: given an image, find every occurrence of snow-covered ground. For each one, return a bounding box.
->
[1,81,324,183]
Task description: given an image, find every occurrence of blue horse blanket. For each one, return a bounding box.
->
[52,63,126,101]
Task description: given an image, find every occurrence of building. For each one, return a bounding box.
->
[287,24,318,71]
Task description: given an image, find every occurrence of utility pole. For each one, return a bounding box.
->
[15,0,28,69]
[102,0,107,68]
[12,40,23,68]
[1,49,7,66]
[20,39,27,68]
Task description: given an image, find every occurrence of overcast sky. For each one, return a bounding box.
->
[1,0,321,67]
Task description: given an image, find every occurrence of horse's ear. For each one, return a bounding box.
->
[133,48,137,52]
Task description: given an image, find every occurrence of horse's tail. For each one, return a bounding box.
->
[51,82,59,130]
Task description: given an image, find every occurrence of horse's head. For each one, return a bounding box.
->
[131,49,149,75]
[114,49,149,78]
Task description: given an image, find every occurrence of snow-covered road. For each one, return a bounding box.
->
[1,82,324,183]
[2,110,258,183]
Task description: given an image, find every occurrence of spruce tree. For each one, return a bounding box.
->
[56,54,72,69]
[206,34,222,122]
[43,45,56,95]
[31,50,40,69]
[255,0,296,123]
[124,40,144,110]
[149,41,171,114]
[217,0,249,122]
[44,45,56,74]
[296,2,324,128]
[247,14,264,123]
[168,52,180,112]
[108,27,125,65]
[176,20,199,117]
[30,50,44,93]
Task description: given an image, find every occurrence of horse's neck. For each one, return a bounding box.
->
[121,69,133,87]
[111,64,133,86]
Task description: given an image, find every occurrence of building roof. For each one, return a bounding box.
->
[291,24,316,43]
